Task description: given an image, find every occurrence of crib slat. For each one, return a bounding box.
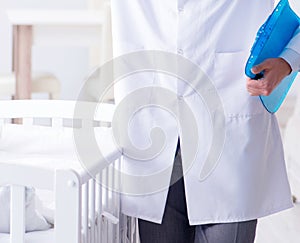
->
[82,183,89,243]
[89,179,95,243]
[23,117,34,126]
[96,173,103,243]
[108,163,114,243]
[106,165,114,243]
[82,119,94,129]
[101,168,107,242]
[10,185,25,243]
[115,159,121,243]
[52,118,64,128]
[103,217,108,243]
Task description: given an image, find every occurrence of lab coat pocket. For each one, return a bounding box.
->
[212,51,265,117]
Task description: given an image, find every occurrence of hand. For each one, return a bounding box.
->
[246,58,292,96]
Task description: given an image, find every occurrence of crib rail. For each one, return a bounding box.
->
[0,163,54,190]
[0,100,139,243]
[0,100,115,122]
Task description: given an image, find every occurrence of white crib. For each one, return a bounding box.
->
[0,100,139,243]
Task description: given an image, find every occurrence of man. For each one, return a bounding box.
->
[111,1,300,242]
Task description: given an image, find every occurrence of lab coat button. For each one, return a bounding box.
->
[177,49,184,55]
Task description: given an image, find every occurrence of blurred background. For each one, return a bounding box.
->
[0,0,111,100]
[0,0,300,242]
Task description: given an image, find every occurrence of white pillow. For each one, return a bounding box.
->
[35,189,55,225]
[0,186,51,233]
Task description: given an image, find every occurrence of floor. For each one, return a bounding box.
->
[254,95,300,243]
[255,202,300,243]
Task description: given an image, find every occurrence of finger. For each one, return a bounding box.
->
[248,90,259,96]
[259,72,280,95]
[251,59,271,74]
[248,84,272,96]
[247,76,274,91]
[247,81,262,96]
[247,85,268,96]
[247,79,268,96]
[247,78,264,89]
[247,88,261,96]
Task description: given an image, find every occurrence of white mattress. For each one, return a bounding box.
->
[0,229,54,243]
[0,124,119,173]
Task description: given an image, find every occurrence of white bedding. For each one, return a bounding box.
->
[0,124,119,171]
[0,229,54,243]
[0,125,120,184]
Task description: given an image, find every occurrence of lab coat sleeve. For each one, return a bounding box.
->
[280,27,300,71]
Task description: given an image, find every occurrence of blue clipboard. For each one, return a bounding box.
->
[245,0,300,113]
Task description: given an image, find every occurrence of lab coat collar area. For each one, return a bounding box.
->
[111,0,293,224]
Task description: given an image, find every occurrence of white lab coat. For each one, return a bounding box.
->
[111,0,299,225]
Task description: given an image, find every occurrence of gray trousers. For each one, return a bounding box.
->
[138,144,257,243]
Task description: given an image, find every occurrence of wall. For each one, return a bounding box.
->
[1,1,300,99]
